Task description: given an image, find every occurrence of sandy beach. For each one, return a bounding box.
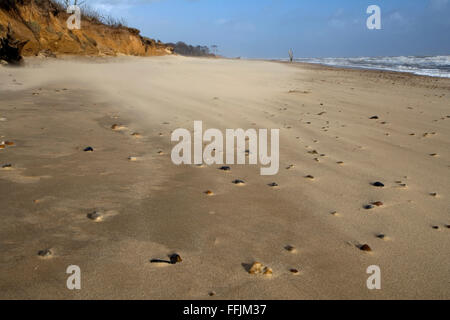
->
[0,56,449,299]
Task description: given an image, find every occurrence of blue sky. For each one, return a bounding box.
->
[88,0,450,58]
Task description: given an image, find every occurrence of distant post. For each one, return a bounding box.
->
[211,45,218,56]
[288,48,294,63]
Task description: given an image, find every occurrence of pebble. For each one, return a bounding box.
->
[370,116,379,119]
[219,166,231,171]
[359,244,372,252]
[305,175,315,180]
[232,179,245,185]
[170,254,182,264]
[372,201,383,207]
[248,262,272,276]
[290,268,299,275]
[2,164,12,168]
[372,182,384,187]
[128,156,137,161]
[4,141,14,146]
[204,190,214,196]
[286,164,294,170]
[84,146,94,152]
[430,192,438,197]
[38,249,52,257]
[268,182,278,187]
[285,245,296,252]
[376,234,386,240]
[432,225,439,230]
[364,204,374,210]
[87,211,102,221]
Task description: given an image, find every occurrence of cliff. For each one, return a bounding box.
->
[0,0,173,62]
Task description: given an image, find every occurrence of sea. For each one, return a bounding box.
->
[284,55,450,78]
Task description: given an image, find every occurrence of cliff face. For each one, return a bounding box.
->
[0,0,173,59]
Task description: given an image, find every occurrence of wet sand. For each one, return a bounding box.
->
[0,56,449,299]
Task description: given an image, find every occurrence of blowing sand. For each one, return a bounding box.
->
[0,56,449,299]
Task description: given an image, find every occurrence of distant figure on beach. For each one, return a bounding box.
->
[288,48,294,63]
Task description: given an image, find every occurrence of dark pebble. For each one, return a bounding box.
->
[87,211,102,221]
[233,179,245,185]
[38,249,52,257]
[372,182,384,187]
[84,146,94,152]
[170,254,182,264]
[359,244,372,252]
[268,182,278,187]
[219,166,231,171]
[370,116,379,119]
[2,164,12,168]
[364,204,374,210]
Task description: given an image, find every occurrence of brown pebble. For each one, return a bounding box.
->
[359,244,372,252]
[248,262,263,274]
[371,201,383,207]
[4,141,14,146]
[204,190,214,196]
[305,175,314,180]
[290,268,299,274]
[263,267,273,276]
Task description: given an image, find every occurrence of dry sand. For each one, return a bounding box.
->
[0,56,449,299]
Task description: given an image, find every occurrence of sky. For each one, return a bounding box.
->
[85,0,450,58]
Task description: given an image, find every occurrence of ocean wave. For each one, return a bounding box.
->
[287,55,450,78]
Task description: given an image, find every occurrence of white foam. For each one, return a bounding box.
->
[282,55,450,78]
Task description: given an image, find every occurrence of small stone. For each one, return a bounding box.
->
[429,153,438,157]
[336,161,344,165]
[364,204,374,210]
[204,190,214,196]
[445,225,450,229]
[0,145,4,149]
[4,141,14,146]
[248,262,264,274]
[286,164,294,170]
[84,146,94,152]
[330,211,338,216]
[111,124,120,130]
[371,201,383,207]
[219,166,231,171]
[170,254,182,264]
[87,211,102,221]
[263,267,273,276]
[290,268,299,274]
[131,132,142,138]
[372,182,384,187]
[432,225,439,230]
[2,164,12,168]
[359,244,372,252]
[128,156,137,161]
[232,179,245,185]
[430,192,438,197]
[305,175,315,180]
[157,151,164,155]
[285,245,296,252]
[370,116,379,119]
[208,291,216,297]
[268,182,278,187]
[376,234,385,240]
[38,249,52,257]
